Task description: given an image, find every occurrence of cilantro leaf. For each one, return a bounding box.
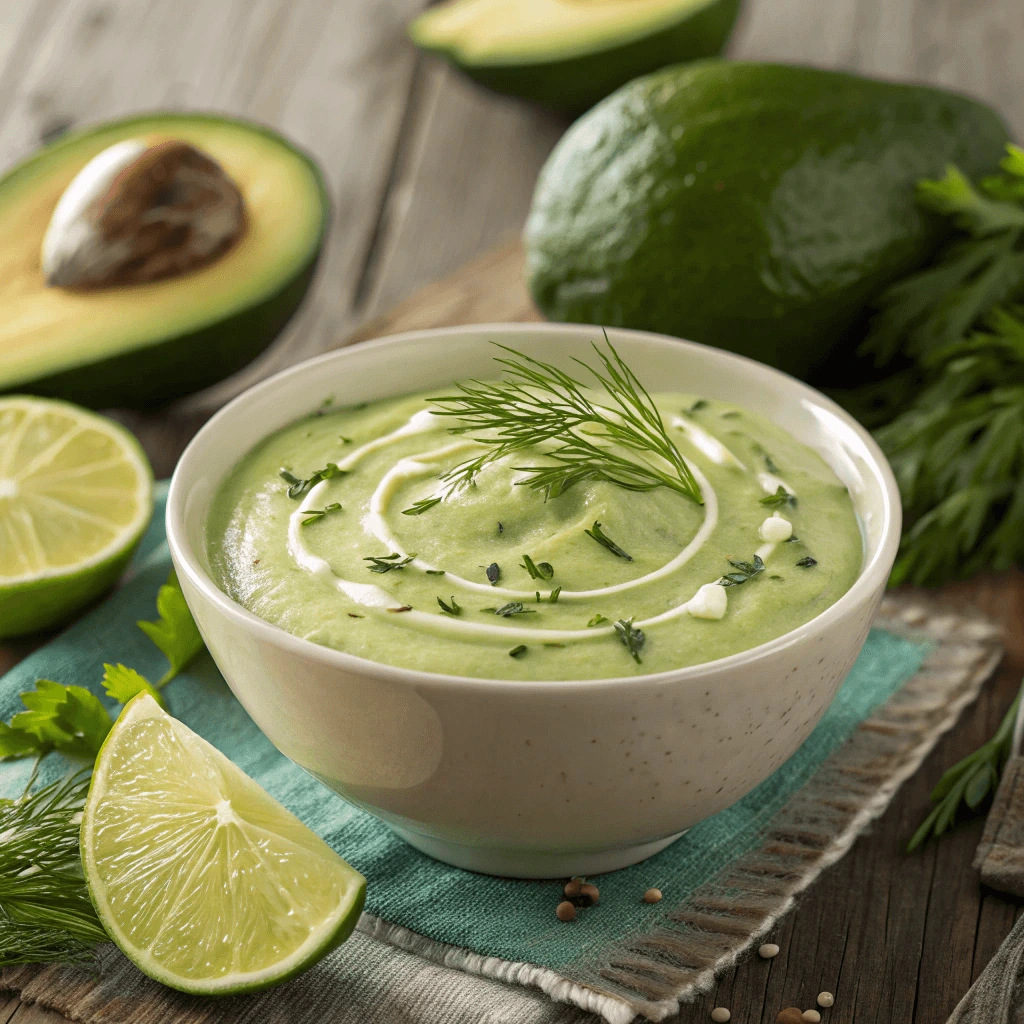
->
[136,571,203,687]
[102,664,164,708]
[10,681,112,761]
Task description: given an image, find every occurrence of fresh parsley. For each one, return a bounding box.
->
[585,521,632,561]
[437,596,461,616]
[614,618,646,664]
[280,462,347,499]
[300,502,342,525]
[719,555,765,587]
[796,556,818,568]
[587,614,610,628]
[520,554,554,580]
[136,571,205,687]
[760,486,797,509]
[365,553,416,573]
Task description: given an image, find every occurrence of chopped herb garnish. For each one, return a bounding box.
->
[498,522,504,534]
[280,462,347,499]
[760,486,797,509]
[340,436,353,444]
[786,534,800,543]
[796,556,818,567]
[485,562,501,585]
[763,453,780,474]
[687,399,708,414]
[588,614,610,628]
[509,645,528,658]
[347,613,364,618]
[387,605,413,613]
[720,410,740,419]
[521,554,554,580]
[300,502,342,525]
[402,496,443,516]
[769,574,784,581]
[425,569,446,576]
[548,587,561,603]
[719,555,765,587]
[365,553,416,573]
[585,521,632,561]
[544,642,566,649]
[614,618,646,664]
[437,596,461,616]
[486,602,537,618]
[426,338,703,506]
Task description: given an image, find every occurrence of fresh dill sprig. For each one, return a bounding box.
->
[718,555,765,587]
[614,619,646,664]
[0,771,108,966]
[280,462,347,499]
[402,496,442,516]
[760,486,797,509]
[908,679,1023,851]
[409,339,702,511]
[520,554,554,580]
[585,521,632,561]
[364,553,416,573]
[301,502,342,525]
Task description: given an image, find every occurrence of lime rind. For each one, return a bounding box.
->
[82,695,366,995]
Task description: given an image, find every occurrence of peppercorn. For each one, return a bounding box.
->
[564,879,582,898]
[777,1009,804,1024]
[556,901,576,922]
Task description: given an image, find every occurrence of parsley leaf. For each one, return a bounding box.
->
[719,555,765,587]
[102,664,164,708]
[8,681,112,761]
[614,618,646,664]
[365,554,416,573]
[520,554,554,580]
[279,462,347,499]
[136,571,204,687]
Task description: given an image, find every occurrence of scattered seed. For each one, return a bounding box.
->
[252,558,260,565]
[802,1011,821,1023]
[387,605,413,613]
[777,1010,804,1024]
[347,613,364,619]
[564,879,582,897]
[711,1009,731,1023]
[816,993,834,1008]
[556,901,576,922]
[485,562,501,585]
[758,942,780,959]
[580,882,600,904]
[643,888,662,904]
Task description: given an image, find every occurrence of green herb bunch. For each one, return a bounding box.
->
[859,145,1024,586]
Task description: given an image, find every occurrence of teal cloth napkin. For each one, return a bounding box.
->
[0,484,930,975]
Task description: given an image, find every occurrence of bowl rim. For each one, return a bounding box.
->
[166,322,902,692]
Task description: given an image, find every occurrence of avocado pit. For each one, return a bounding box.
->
[42,138,245,289]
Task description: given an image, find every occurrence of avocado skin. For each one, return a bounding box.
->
[412,0,740,114]
[23,254,321,409]
[525,61,1011,379]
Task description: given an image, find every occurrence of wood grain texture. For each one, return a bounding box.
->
[2,0,1024,1021]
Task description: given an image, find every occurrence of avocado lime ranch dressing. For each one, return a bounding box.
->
[207,382,862,681]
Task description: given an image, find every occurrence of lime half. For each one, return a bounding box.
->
[82,694,366,995]
[0,395,153,637]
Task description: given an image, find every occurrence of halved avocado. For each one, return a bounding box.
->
[0,113,329,408]
[409,0,740,113]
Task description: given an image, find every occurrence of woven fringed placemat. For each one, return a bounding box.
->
[0,591,1002,1024]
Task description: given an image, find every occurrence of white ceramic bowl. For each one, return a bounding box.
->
[167,324,901,878]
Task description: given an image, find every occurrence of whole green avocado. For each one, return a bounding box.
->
[524,61,1011,379]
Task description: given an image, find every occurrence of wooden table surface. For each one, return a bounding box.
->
[2,0,1023,1021]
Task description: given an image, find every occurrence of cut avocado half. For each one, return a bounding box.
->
[0,113,329,408]
[409,0,740,113]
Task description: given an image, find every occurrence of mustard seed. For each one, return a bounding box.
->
[777,1009,804,1024]
[643,887,663,903]
[758,942,780,958]
[711,1008,731,1023]
[580,882,600,904]
[802,1011,821,1023]
[556,901,576,922]
[816,992,834,1008]
[564,878,582,897]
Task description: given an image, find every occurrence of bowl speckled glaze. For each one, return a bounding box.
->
[167,324,901,878]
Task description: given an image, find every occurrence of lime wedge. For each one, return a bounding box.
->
[0,395,153,637]
[82,694,366,995]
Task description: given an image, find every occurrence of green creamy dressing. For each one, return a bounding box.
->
[207,391,863,681]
